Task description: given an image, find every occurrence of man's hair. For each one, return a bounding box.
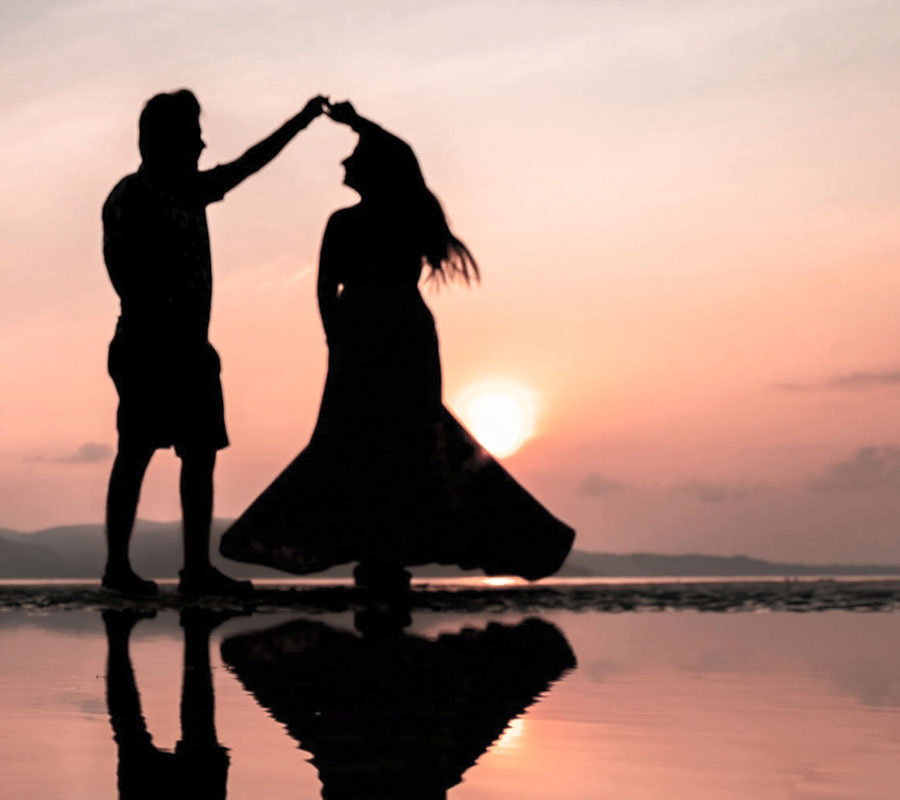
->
[138,89,201,163]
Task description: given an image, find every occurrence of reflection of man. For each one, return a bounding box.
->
[102,89,326,596]
[103,609,233,800]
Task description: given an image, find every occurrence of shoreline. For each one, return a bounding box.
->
[2,578,900,614]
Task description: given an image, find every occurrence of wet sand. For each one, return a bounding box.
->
[2,578,900,614]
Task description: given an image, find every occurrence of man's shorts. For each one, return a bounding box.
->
[109,335,229,456]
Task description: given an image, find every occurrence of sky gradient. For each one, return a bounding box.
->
[2,0,900,562]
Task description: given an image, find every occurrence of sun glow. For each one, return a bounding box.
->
[494,717,527,751]
[456,381,536,457]
[483,576,520,587]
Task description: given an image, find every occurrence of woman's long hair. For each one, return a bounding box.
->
[355,128,480,286]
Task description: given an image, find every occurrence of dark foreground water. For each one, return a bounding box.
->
[1,580,900,799]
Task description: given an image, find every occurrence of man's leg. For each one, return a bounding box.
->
[178,447,251,596]
[103,443,157,595]
[180,446,216,577]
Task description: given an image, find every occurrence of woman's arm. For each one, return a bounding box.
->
[324,100,382,135]
[317,212,346,343]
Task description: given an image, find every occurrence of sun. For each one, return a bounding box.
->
[456,380,536,457]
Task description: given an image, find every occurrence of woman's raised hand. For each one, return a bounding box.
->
[325,100,359,126]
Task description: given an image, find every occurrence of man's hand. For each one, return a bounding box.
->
[299,95,329,126]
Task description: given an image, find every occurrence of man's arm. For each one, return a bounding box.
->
[202,95,328,200]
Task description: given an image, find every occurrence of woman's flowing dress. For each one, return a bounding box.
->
[219,209,574,580]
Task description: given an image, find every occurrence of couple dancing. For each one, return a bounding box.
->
[102,90,574,597]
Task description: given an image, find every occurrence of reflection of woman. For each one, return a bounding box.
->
[220,103,574,589]
[221,616,576,799]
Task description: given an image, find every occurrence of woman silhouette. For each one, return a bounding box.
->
[220,102,574,591]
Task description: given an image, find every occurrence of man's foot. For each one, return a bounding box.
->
[102,568,159,597]
[178,566,253,598]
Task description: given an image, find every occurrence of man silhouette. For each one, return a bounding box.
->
[102,89,327,596]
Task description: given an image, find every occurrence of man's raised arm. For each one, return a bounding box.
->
[203,94,328,199]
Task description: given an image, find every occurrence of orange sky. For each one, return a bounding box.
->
[2,0,900,561]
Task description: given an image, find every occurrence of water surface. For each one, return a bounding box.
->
[1,600,899,798]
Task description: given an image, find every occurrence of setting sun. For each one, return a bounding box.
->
[456,381,536,457]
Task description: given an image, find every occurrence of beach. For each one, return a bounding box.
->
[2,579,900,798]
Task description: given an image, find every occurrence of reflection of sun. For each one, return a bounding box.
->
[456,381,536,457]
[494,717,526,751]
[483,576,520,588]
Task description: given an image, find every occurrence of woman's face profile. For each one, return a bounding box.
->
[341,148,365,193]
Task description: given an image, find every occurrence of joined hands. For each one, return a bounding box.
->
[298,96,361,129]
[299,94,331,126]
[296,95,366,133]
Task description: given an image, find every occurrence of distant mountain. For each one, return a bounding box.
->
[2,521,899,579]
[0,520,285,580]
[558,551,900,578]
[0,535,69,578]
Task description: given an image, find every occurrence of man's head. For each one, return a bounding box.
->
[138,89,205,175]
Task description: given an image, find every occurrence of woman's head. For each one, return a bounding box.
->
[342,132,423,197]
[344,128,479,285]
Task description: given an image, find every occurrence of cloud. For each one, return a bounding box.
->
[774,369,900,392]
[56,442,114,464]
[578,472,624,497]
[807,446,900,493]
[673,480,770,503]
[26,442,115,465]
